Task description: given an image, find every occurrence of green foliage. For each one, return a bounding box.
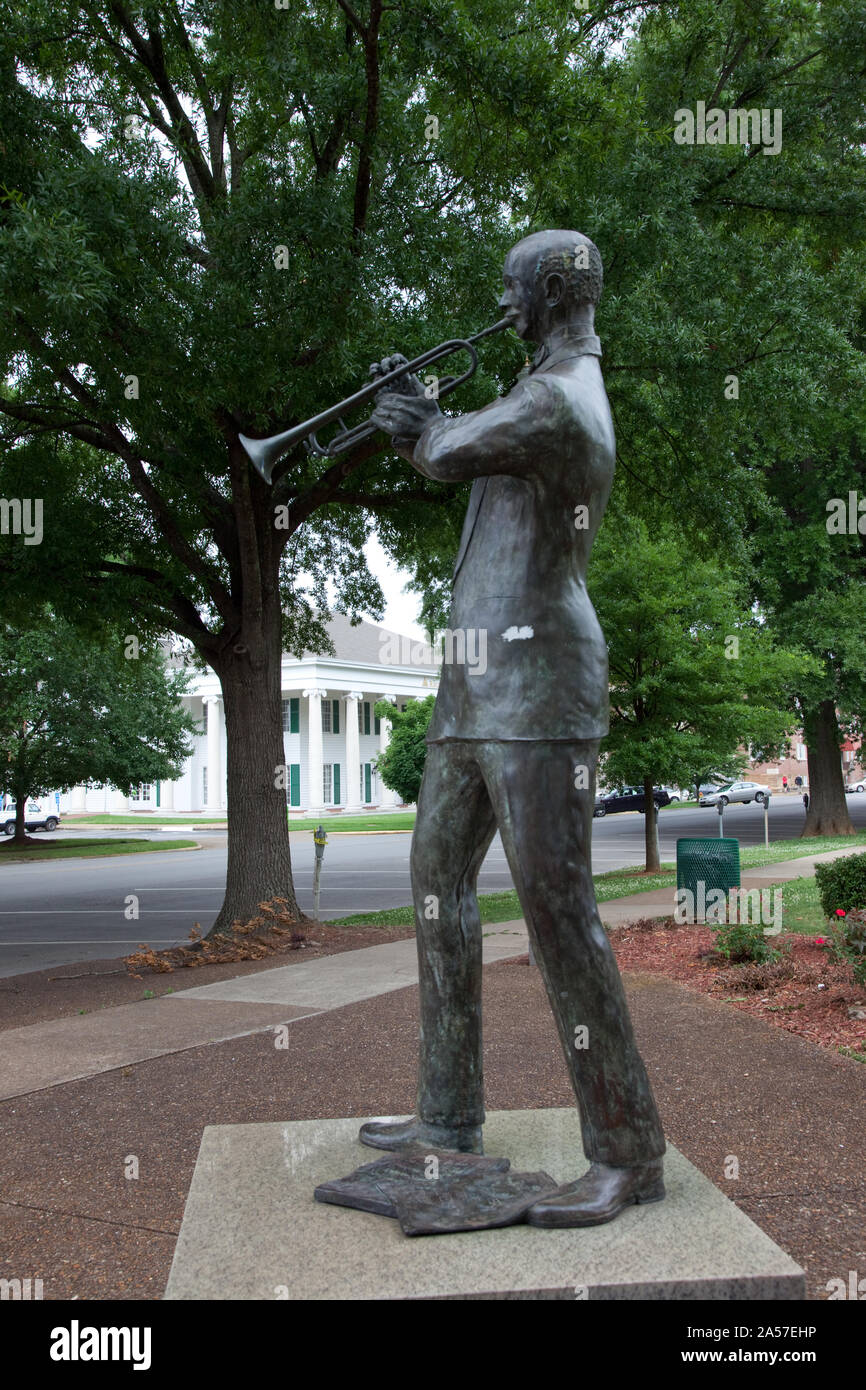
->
[814,855,866,983]
[828,911,866,988]
[0,615,198,805]
[590,515,817,794]
[373,696,435,805]
[814,853,866,916]
[713,917,780,965]
[0,0,603,653]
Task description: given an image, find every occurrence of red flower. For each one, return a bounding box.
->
[815,937,828,946]
[835,909,847,917]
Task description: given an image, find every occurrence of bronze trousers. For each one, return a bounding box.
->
[410,738,666,1166]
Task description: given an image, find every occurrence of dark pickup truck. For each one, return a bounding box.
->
[593,786,672,818]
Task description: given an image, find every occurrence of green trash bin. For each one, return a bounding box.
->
[677,838,740,922]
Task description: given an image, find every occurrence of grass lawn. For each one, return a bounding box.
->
[331,838,864,929]
[286,812,417,833]
[760,876,826,935]
[738,832,866,868]
[73,811,418,832]
[72,815,227,825]
[0,838,198,863]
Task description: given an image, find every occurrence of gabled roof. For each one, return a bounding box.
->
[304,611,439,671]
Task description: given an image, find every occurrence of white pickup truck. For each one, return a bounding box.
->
[2,801,61,834]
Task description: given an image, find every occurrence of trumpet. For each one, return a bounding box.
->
[239,317,511,483]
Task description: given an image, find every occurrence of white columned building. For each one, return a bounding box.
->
[60,614,439,816]
[344,691,364,813]
[205,696,223,812]
[303,686,328,816]
[379,692,400,808]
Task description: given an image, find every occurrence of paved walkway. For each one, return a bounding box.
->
[0,923,529,1100]
[0,847,857,1103]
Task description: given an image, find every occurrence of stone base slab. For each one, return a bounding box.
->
[164,1108,805,1301]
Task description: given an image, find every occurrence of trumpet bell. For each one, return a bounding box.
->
[239,424,310,483]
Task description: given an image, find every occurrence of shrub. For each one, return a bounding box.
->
[713,917,780,964]
[828,908,866,988]
[814,853,866,917]
[714,959,795,992]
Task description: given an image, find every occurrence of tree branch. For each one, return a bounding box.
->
[352,0,383,241]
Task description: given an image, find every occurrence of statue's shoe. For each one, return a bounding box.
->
[526,1159,665,1228]
[358,1116,483,1154]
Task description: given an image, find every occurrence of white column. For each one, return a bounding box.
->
[205,696,222,812]
[69,785,87,813]
[379,694,400,806]
[161,779,175,812]
[304,687,328,814]
[111,787,128,812]
[343,691,364,812]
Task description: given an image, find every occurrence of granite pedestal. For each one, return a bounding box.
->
[164,1108,805,1300]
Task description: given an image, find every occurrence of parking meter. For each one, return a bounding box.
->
[313,825,328,919]
[717,799,724,837]
[762,791,771,847]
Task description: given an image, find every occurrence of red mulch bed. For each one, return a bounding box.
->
[609,917,866,1053]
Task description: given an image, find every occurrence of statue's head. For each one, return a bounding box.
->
[499,230,603,341]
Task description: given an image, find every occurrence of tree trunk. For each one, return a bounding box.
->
[207,604,304,937]
[802,699,854,838]
[12,797,28,845]
[643,776,660,872]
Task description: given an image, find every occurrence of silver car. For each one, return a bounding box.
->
[700,780,770,807]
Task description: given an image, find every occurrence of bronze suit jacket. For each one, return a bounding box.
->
[407,334,615,743]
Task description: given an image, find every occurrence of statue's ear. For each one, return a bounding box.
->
[543,271,565,307]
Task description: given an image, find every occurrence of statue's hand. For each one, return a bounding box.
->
[369,353,425,398]
[370,387,440,442]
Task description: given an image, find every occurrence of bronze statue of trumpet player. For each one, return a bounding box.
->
[240,319,510,479]
[242,230,666,1230]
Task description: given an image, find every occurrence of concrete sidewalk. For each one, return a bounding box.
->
[0,922,529,1101]
[0,845,856,1103]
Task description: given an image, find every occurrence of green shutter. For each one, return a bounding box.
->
[363,702,371,735]
[290,697,299,733]
[289,764,300,807]
[374,711,381,735]
[155,781,161,808]
[364,763,371,802]
[333,764,340,803]
[332,699,340,733]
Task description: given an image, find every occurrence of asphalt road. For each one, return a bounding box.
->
[1,795,864,977]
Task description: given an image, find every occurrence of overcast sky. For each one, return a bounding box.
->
[362,535,428,642]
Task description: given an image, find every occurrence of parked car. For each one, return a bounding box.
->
[700,780,770,807]
[848,780,865,793]
[593,786,672,818]
[2,801,61,835]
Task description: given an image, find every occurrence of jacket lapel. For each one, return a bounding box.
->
[452,477,488,582]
